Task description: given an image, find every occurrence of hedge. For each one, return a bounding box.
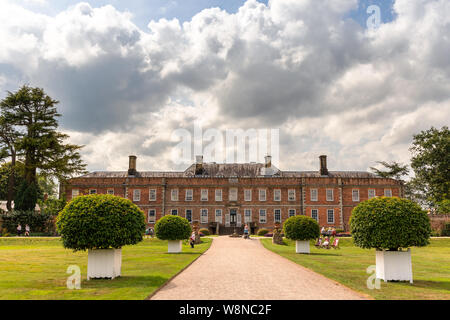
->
[283,216,320,241]
[1,210,54,234]
[199,228,210,236]
[350,197,431,250]
[257,228,269,236]
[56,194,146,251]
[155,215,191,241]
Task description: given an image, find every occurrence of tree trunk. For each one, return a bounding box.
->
[6,150,15,212]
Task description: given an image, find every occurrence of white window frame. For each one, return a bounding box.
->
[326,189,334,202]
[148,209,156,223]
[89,189,97,195]
[171,189,179,201]
[229,188,238,201]
[310,189,318,201]
[259,189,267,202]
[288,209,296,217]
[311,209,319,222]
[171,209,178,216]
[201,209,208,224]
[274,189,281,201]
[133,189,141,202]
[215,189,223,202]
[185,209,192,223]
[368,189,376,199]
[185,189,193,201]
[384,189,392,197]
[149,189,157,201]
[288,189,296,201]
[215,209,223,223]
[259,209,267,224]
[274,209,282,223]
[107,189,114,195]
[72,189,79,198]
[244,189,252,202]
[244,209,252,223]
[352,189,360,202]
[201,189,208,201]
[327,209,335,224]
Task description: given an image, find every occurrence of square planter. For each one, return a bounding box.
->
[376,249,413,283]
[168,240,182,253]
[296,240,310,254]
[87,248,122,280]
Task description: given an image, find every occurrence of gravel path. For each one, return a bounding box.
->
[150,236,368,300]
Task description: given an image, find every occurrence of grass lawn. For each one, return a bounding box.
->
[261,238,450,300]
[0,237,212,300]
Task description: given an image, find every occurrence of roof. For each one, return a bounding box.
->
[76,162,380,179]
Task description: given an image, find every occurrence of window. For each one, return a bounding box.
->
[201,209,208,224]
[107,189,114,195]
[311,209,318,222]
[89,189,97,195]
[148,210,156,223]
[215,209,222,223]
[244,189,252,201]
[310,189,318,201]
[201,189,208,201]
[185,209,192,223]
[274,189,281,201]
[259,189,267,201]
[259,209,267,223]
[215,189,222,201]
[352,189,360,202]
[288,189,296,201]
[171,209,178,216]
[171,189,179,201]
[229,188,238,201]
[368,189,376,199]
[274,209,281,223]
[133,189,141,202]
[149,189,157,201]
[185,189,193,201]
[384,189,392,197]
[244,209,252,223]
[289,209,296,217]
[326,189,334,201]
[72,189,79,198]
[327,209,334,224]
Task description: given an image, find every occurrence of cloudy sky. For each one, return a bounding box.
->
[0,0,449,174]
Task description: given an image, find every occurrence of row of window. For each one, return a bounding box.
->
[147,208,336,224]
[73,188,393,202]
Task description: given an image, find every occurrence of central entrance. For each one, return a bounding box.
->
[230,209,237,225]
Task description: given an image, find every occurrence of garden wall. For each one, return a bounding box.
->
[429,214,450,234]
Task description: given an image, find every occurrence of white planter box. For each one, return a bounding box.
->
[376,249,413,283]
[168,240,182,253]
[87,248,122,280]
[296,240,310,254]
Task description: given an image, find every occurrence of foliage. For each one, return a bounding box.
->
[199,228,210,236]
[370,161,409,180]
[14,180,38,211]
[409,126,450,205]
[283,216,320,241]
[436,199,450,215]
[1,210,54,234]
[38,196,67,217]
[56,194,146,251]
[257,228,269,236]
[350,197,431,250]
[155,215,191,241]
[0,161,25,201]
[442,222,450,237]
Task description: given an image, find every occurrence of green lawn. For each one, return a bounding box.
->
[0,237,212,300]
[261,238,450,300]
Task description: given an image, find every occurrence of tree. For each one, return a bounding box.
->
[370,161,409,180]
[155,215,192,241]
[409,126,450,205]
[436,199,450,215]
[0,161,25,201]
[283,216,320,241]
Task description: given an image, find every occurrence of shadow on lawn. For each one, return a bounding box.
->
[84,275,169,288]
[410,280,450,291]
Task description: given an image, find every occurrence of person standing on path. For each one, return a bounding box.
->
[244,224,249,239]
[189,231,196,248]
[17,224,22,237]
[25,224,30,237]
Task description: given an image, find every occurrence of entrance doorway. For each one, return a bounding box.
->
[230,209,237,225]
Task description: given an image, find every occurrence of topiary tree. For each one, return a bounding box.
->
[155,215,191,241]
[350,197,431,251]
[56,194,146,251]
[283,216,320,241]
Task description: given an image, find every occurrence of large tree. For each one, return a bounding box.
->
[409,126,450,206]
[0,85,86,210]
[370,161,409,180]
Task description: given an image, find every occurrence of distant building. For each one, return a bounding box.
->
[62,155,403,234]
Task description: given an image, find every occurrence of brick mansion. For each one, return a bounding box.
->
[63,155,403,234]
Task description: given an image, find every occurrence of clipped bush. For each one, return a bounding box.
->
[350,197,431,251]
[199,228,210,236]
[1,210,53,234]
[283,216,320,241]
[257,228,269,236]
[155,215,191,241]
[56,194,146,251]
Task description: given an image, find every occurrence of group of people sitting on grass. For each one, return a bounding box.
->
[316,227,339,249]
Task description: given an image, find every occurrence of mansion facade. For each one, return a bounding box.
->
[62,155,403,234]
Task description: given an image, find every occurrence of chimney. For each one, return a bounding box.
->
[128,155,137,176]
[265,155,272,168]
[319,155,329,176]
[195,155,204,175]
